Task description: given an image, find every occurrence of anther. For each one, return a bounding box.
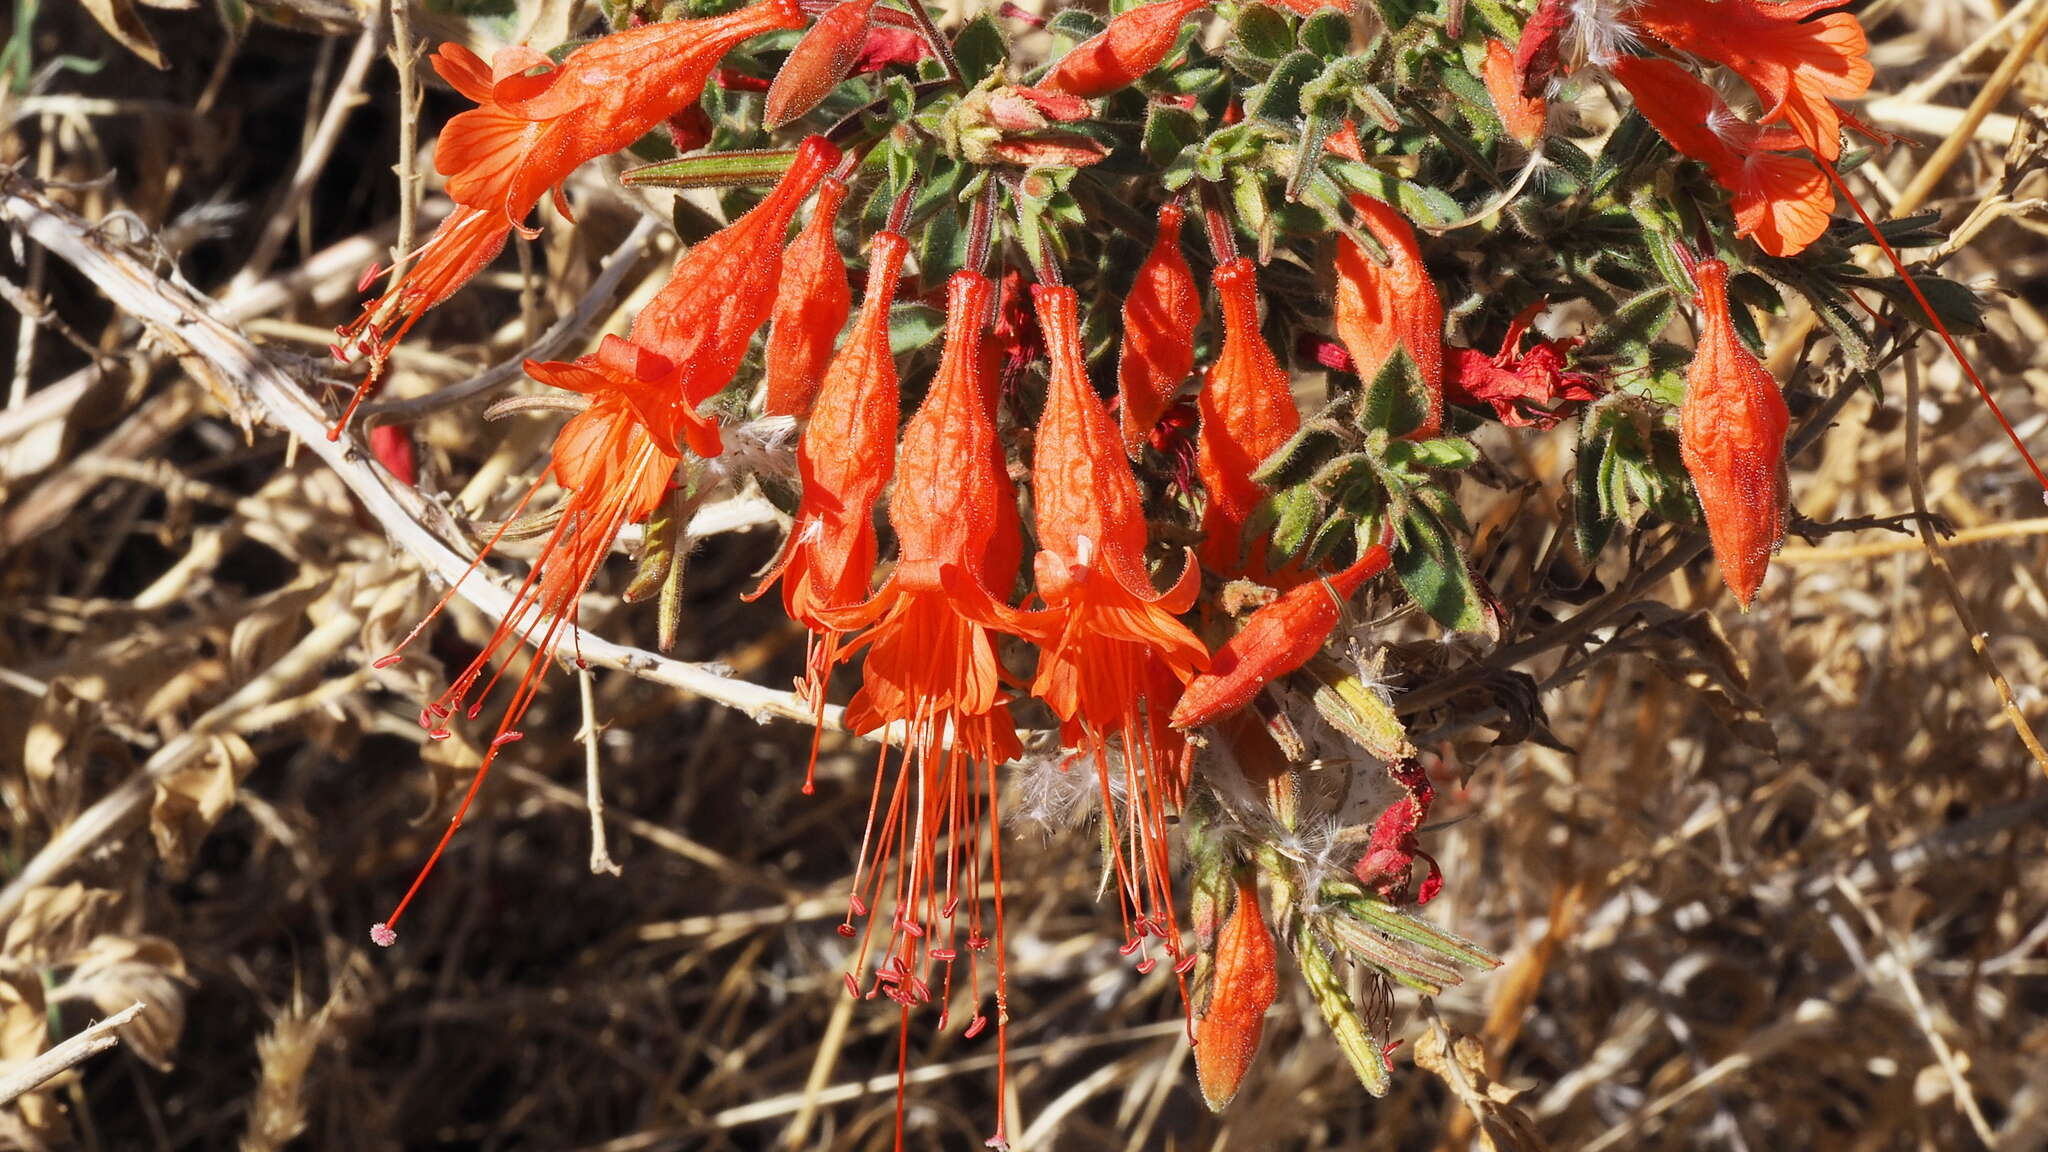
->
[370,922,397,947]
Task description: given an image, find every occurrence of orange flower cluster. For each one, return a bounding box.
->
[325,0,2048,1137]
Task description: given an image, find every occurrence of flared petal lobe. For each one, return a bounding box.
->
[1630,0,1872,162]
[1609,55,1833,258]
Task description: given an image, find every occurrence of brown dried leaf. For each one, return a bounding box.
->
[1412,1023,1548,1152]
[150,734,257,881]
[1627,604,1778,753]
[74,0,169,68]
[1,885,122,967]
[58,935,189,1071]
[0,961,47,1066]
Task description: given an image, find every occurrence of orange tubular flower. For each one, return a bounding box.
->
[1333,195,1445,437]
[1197,258,1301,576]
[1609,55,1833,258]
[1169,538,1392,730]
[763,176,853,418]
[1679,259,1787,609]
[1028,283,1210,972]
[1630,0,1872,163]
[1040,0,1209,99]
[369,337,710,948]
[812,271,1029,1146]
[632,135,840,406]
[1116,199,1199,457]
[1194,876,1278,1111]
[333,0,804,431]
[765,0,879,129]
[1482,38,1546,146]
[747,231,911,784]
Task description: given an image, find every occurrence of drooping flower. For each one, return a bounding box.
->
[812,270,1031,1148]
[1352,759,1443,904]
[1028,282,1210,969]
[1511,0,1574,96]
[369,335,713,947]
[1333,195,1444,438]
[1196,258,1301,575]
[1678,257,1787,609]
[1609,55,1833,258]
[766,0,879,128]
[1629,0,1872,163]
[332,0,804,432]
[746,231,911,787]
[762,175,853,419]
[632,135,841,406]
[1040,0,1209,99]
[1481,38,1546,145]
[1444,298,1602,428]
[1170,538,1392,730]
[1117,198,1199,458]
[1193,875,1278,1110]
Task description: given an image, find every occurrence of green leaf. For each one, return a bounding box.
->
[1298,7,1353,57]
[1576,287,1675,366]
[1296,935,1392,1098]
[1573,431,1615,561]
[887,302,944,355]
[620,147,795,189]
[1386,436,1478,472]
[1392,500,1485,632]
[952,12,1008,85]
[1362,349,1433,438]
[1250,49,1322,123]
[1143,102,1203,169]
[1231,2,1294,63]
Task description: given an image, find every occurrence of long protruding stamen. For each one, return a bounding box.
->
[1821,162,2048,493]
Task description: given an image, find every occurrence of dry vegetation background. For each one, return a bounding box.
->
[3,0,2048,1147]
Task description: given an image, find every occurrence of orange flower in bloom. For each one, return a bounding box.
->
[766,0,878,128]
[1116,199,1199,458]
[332,0,803,432]
[1679,258,1787,609]
[747,231,911,787]
[369,339,703,947]
[1028,282,1210,971]
[762,176,853,418]
[1333,195,1445,438]
[811,271,1030,1147]
[1609,55,1833,258]
[1040,0,1209,98]
[1193,875,1277,1110]
[1196,258,1301,575]
[1170,537,1392,730]
[1482,38,1546,145]
[632,135,839,407]
[1630,0,1872,163]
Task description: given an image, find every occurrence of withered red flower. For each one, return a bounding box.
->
[1444,299,1601,428]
